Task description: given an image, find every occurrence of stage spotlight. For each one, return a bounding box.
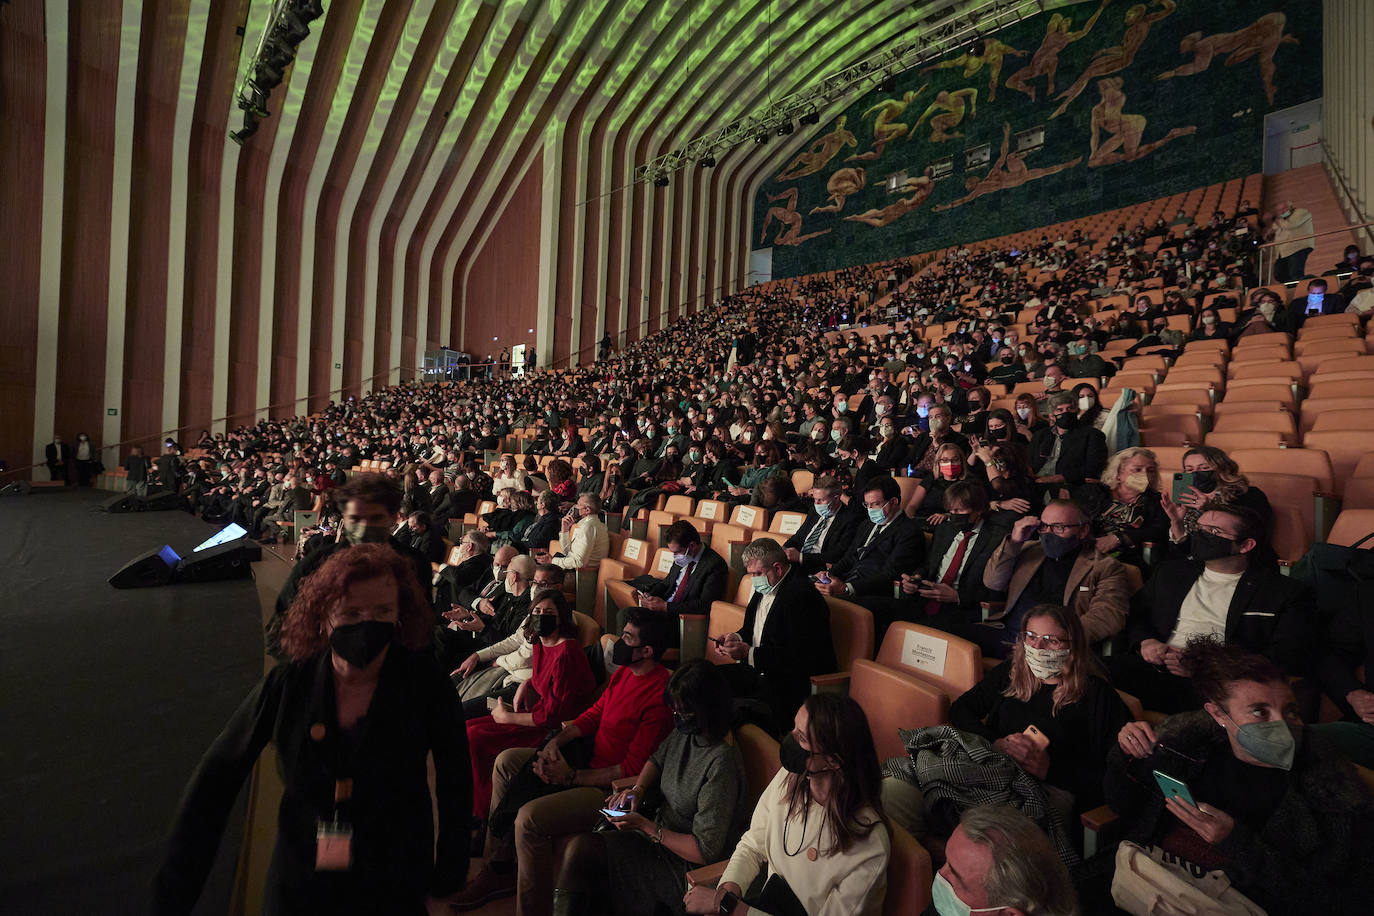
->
[754,133,769,145]
[653,175,669,187]
[699,155,716,168]
[776,121,794,137]
[238,81,269,117]
[278,10,312,46]
[799,111,820,126]
[295,0,326,17]
[229,112,260,146]
[879,76,896,93]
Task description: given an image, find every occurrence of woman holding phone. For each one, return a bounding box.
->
[1160,446,1272,550]
[556,660,748,916]
[883,604,1130,845]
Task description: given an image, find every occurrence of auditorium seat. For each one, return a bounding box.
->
[1301,431,1374,497]
[1139,413,1205,448]
[767,510,808,538]
[728,504,768,532]
[1326,511,1374,548]
[1230,447,1336,496]
[1229,361,1302,383]
[1205,431,1288,452]
[875,622,983,704]
[594,537,651,628]
[1211,411,1297,444]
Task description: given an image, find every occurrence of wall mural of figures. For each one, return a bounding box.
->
[752,0,1322,280]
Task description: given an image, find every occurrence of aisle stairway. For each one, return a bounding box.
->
[1261,162,1357,278]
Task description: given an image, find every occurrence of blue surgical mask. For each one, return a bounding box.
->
[932,872,1002,916]
[815,501,835,518]
[867,505,888,525]
[916,405,931,418]
[751,574,776,596]
[830,429,842,443]
[672,551,693,567]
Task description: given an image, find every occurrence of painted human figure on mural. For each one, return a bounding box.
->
[1050,0,1176,119]
[810,167,867,214]
[760,188,832,246]
[1088,77,1196,167]
[912,87,978,143]
[1004,0,1112,102]
[774,117,858,182]
[843,168,935,228]
[847,88,928,162]
[934,122,1082,211]
[919,38,1025,102]
[1156,11,1298,105]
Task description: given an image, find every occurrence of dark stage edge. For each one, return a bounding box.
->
[0,489,265,915]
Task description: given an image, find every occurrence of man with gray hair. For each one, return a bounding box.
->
[542,492,610,570]
[932,804,1077,916]
[710,537,836,734]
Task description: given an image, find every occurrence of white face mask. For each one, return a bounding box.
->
[1016,407,1030,421]
[1078,396,1094,412]
[1023,643,1071,680]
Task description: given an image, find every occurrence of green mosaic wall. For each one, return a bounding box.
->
[753,0,1323,279]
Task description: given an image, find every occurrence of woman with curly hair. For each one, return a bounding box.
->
[544,458,577,504]
[1161,445,1272,551]
[153,544,472,915]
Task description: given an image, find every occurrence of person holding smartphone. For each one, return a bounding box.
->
[555,660,748,916]
[882,604,1130,846]
[1106,638,1374,915]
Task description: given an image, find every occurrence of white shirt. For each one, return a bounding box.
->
[1168,566,1244,648]
[748,567,792,666]
[551,515,610,569]
[935,522,984,584]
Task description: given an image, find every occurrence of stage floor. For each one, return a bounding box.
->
[0,488,274,914]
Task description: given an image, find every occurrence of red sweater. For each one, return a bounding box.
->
[528,638,596,728]
[572,663,672,777]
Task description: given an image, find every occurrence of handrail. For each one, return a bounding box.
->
[1255,220,1374,249]
[1320,136,1372,242]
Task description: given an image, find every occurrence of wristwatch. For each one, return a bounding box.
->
[717,890,739,916]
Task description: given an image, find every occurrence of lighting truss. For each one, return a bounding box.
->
[230,0,327,144]
[632,0,1041,187]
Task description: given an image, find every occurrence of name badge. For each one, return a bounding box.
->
[316,819,353,871]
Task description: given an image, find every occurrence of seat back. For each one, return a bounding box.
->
[619,537,651,571]
[1205,431,1288,452]
[768,511,808,537]
[822,596,876,672]
[732,723,782,804]
[729,503,768,531]
[572,611,602,648]
[790,469,815,494]
[875,622,983,702]
[884,820,935,916]
[649,547,676,578]
[663,494,695,516]
[707,601,747,655]
[693,499,729,524]
[849,659,949,762]
[1230,447,1335,494]
[1327,510,1374,548]
[1301,432,1374,496]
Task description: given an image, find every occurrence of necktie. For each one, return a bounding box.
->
[672,562,695,602]
[925,532,971,617]
[803,516,831,554]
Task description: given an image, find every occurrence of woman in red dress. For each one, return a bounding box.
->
[466,589,596,817]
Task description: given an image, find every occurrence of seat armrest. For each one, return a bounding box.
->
[809,671,852,694]
[685,861,729,889]
[1080,805,1119,832]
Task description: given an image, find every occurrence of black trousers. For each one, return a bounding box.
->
[1105,651,1202,714]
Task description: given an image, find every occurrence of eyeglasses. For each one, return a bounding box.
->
[1036,522,1084,535]
[1023,630,1070,649]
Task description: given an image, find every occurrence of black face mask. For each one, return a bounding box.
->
[1053,413,1076,430]
[947,513,975,532]
[1191,470,1218,493]
[536,614,559,638]
[986,426,1009,440]
[610,638,641,667]
[778,734,811,775]
[1190,530,1238,561]
[673,711,702,736]
[329,620,395,669]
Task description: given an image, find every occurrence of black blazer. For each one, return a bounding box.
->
[1127,557,1316,675]
[920,519,1011,614]
[1319,598,1374,722]
[44,441,72,468]
[151,648,470,914]
[1027,424,1107,486]
[639,546,730,616]
[784,506,862,574]
[1285,292,1347,330]
[830,512,927,598]
[736,569,838,722]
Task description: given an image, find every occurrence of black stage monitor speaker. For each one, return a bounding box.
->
[109,544,179,588]
[171,540,262,584]
[102,492,138,513]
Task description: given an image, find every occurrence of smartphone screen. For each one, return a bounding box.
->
[1152,770,1196,807]
[599,807,628,818]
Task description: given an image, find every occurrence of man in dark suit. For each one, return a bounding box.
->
[1108,506,1315,713]
[155,443,182,493]
[712,537,837,734]
[818,475,925,600]
[784,475,861,574]
[1284,277,1348,331]
[404,510,446,564]
[44,435,72,482]
[622,520,729,636]
[1028,393,1107,503]
[861,480,1009,643]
